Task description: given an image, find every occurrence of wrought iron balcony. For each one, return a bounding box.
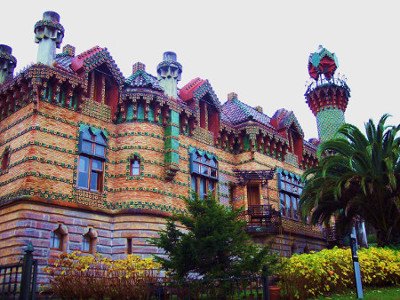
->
[241,205,282,235]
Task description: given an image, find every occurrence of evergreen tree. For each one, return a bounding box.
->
[150,193,278,280]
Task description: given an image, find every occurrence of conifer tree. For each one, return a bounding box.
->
[151,193,278,280]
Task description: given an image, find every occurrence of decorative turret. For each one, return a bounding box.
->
[304,46,350,142]
[0,44,17,84]
[34,11,65,66]
[157,51,182,98]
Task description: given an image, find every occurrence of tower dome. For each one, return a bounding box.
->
[305,46,350,142]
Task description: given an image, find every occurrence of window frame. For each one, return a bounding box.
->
[77,128,107,192]
[278,172,303,220]
[82,228,97,254]
[130,156,141,176]
[190,151,218,199]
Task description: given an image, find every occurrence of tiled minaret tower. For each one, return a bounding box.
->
[34,11,65,66]
[304,46,351,142]
[0,44,17,84]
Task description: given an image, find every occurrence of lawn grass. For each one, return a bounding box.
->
[317,286,400,299]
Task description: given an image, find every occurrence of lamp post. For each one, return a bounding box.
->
[350,226,364,299]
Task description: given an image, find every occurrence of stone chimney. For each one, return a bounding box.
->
[227,92,238,101]
[62,44,75,57]
[157,51,182,98]
[255,106,263,113]
[132,62,146,74]
[0,44,17,84]
[34,11,65,66]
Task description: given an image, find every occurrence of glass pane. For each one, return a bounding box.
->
[90,171,99,191]
[199,178,206,199]
[131,160,140,175]
[208,180,214,192]
[51,232,61,249]
[82,141,92,154]
[95,134,106,145]
[92,159,103,171]
[95,145,105,157]
[210,169,217,178]
[82,236,90,252]
[280,193,285,216]
[292,196,298,219]
[209,159,217,167]
[285,194,291,217]
[78,157,89,188]
[192,162,200,173]
[200,165,208,176]
[82,129,92,140]
[191,176,197,191]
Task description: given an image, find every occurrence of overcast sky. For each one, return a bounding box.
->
[1,1,398,140]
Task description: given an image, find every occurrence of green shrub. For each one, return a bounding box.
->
[278,247,400,299]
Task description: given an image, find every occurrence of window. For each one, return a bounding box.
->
[1,148,10,171]
[127,238,133,254]
[50,224,67,251]
[77,127,107,192]
[82,228,97,254]
[50,231,62,250]
[130,156,141,176]
[190,150,218,199]
[278,171,303,220]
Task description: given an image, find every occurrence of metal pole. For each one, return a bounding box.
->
[262,265,269,300]
[350,226,364,299]
[20,242,34,300]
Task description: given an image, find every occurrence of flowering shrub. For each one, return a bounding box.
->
[278,247,400,299]
[43,252,161,299]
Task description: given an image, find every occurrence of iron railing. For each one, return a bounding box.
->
[0,244,37,300]
[242,205,282,235]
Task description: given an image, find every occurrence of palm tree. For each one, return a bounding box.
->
[300,114,400,246]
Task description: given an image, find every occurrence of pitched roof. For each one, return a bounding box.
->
[125,69,163,92]
[271,108,304,137]
[69,46,124,85]
[221,98,273,128]
[179,78,221,111]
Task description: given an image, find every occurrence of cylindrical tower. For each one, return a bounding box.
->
[34,11,65,66]
[304,46,350,142]
[157,51,182,98]
[0,44,17,84]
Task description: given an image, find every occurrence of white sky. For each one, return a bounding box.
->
[1,1,399,140]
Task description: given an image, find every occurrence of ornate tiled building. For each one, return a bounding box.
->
[0,12,350,281]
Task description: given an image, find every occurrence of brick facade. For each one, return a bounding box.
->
[0,11,331,283]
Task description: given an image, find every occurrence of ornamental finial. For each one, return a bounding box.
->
[0,44,17,84]
[34,11,65,66]
[157,51,182,98]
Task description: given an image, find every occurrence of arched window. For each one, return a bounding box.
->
[82,228,97,254]
[130,156,141,176]
[77,127,107,192]
[1,148,10,171]
[50,224,68,251]
[190,150,218,199]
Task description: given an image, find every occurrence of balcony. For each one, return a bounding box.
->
[241,205,282,235]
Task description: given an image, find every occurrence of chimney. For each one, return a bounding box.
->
[0,44,17,84]
[255,106,263,113]
[62,44,75,57]
[132,62,146,74]
[157,51,182,98]
[227,92,238,101]
[34,11,65,66]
